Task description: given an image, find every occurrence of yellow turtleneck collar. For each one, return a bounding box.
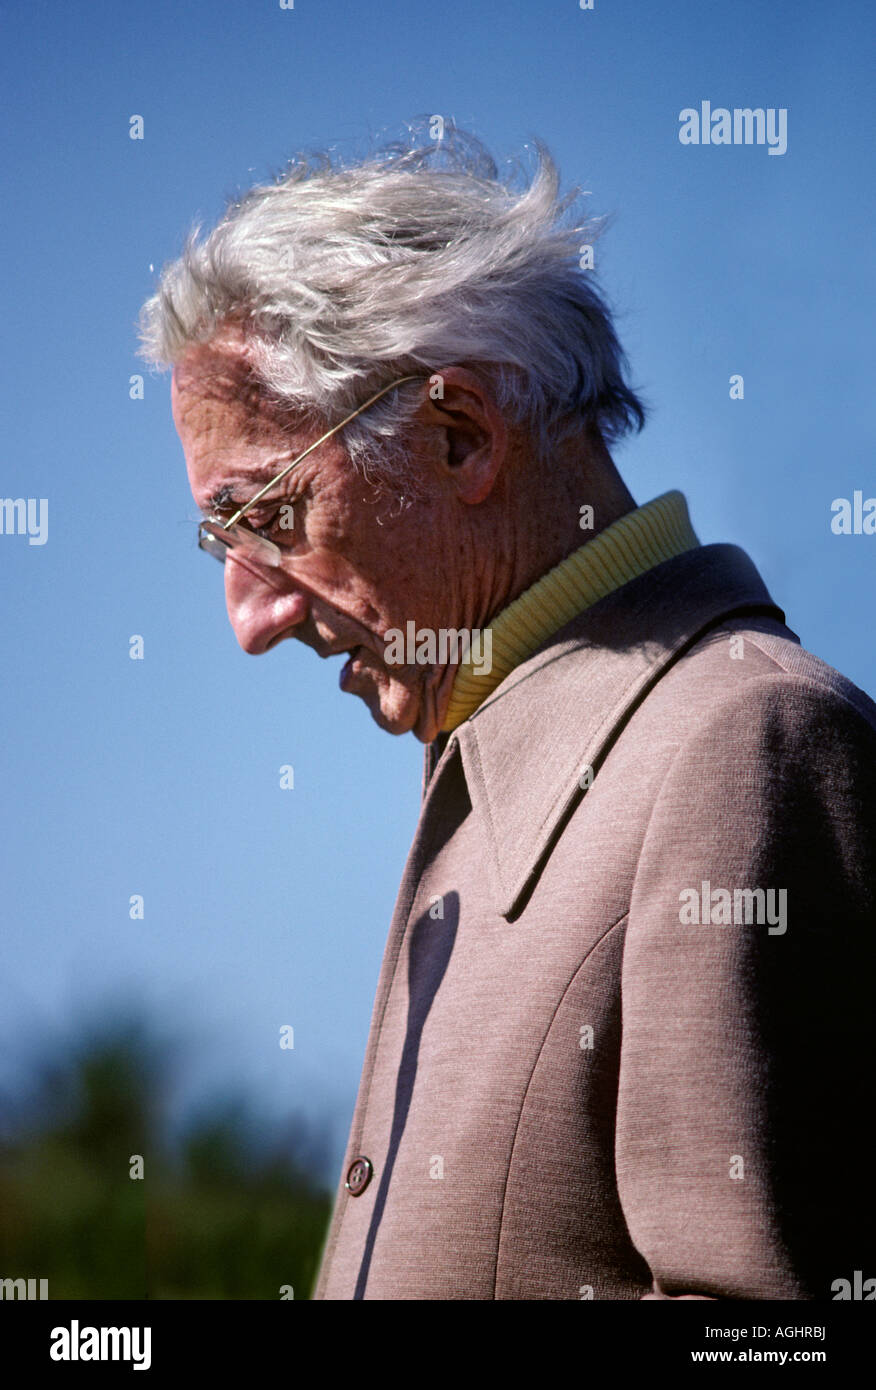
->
[441,490,700,732]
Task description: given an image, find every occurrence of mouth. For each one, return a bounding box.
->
[339,646,364,689]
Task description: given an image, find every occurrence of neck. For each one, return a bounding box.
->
[481,427,636,627]
[415,427,638,743]
[440,488,700,733]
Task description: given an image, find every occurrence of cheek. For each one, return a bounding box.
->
[317,505,421,601]
[309,471,442,625]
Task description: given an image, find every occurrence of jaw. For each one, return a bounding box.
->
[340,654,458,742]
[412,660,458,743]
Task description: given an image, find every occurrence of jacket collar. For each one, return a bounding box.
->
[425,544,787,920]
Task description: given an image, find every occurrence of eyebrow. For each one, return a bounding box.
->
[205,485,242,513]
[205,480,292,513]
[204,485,231,511]
[202,477,308,527]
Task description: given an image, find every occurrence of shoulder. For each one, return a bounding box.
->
[645,613,876,764]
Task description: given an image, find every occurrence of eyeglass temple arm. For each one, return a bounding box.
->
[225,374,424,529]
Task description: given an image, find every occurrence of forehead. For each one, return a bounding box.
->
[172,342,286,448]
[171,340,309,504]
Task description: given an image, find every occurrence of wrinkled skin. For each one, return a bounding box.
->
[172,325,635,741]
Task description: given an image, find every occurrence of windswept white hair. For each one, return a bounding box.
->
[138,122,645,490]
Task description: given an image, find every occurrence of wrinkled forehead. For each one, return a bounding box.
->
[171,339,315,512]
[171,339,290,445]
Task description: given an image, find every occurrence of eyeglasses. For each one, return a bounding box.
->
[197,373,424,566]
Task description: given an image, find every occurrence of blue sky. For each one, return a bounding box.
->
[1,0,874,1182]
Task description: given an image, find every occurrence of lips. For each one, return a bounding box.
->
[339,647,362,689]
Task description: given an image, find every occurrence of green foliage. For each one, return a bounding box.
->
[0,1016,332,1299]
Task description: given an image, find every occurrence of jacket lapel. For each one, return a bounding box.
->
[436,544,786,919]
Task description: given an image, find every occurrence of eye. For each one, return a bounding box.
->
[246,498,298,540]
[247,512,278,539]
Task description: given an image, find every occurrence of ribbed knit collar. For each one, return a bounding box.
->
[441,490,700,732]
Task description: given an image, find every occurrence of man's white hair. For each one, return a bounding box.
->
[138,122,645,492]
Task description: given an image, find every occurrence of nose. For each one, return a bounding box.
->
[223,552,310,654]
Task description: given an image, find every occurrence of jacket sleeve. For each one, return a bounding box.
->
[614,672,876,1300]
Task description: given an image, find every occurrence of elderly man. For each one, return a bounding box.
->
[140,128,876,1301]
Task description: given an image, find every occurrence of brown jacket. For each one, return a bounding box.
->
[314,543,876,1300]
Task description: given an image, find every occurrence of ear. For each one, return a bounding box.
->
[413,367,508,505]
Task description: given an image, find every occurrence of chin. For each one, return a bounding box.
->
[345,662,446,742]
[350,672,421,737]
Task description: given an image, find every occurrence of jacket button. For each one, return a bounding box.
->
[345,1156,373,1196]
